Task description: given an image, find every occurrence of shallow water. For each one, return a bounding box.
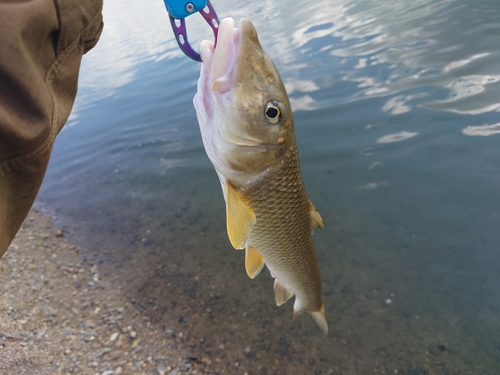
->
[39,0,500,373]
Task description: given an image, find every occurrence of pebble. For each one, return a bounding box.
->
[385,298,392,305]
[2,210,279,375]
[99,347,112,357]
[131,339,141,349]
[36,328,46,339]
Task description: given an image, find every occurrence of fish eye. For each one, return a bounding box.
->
[265,100,285,124]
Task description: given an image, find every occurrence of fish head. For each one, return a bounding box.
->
[194,18,293,184]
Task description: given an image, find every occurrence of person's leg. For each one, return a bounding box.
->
[0,0,103,257]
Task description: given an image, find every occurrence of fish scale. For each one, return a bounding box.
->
[241,143,323,313]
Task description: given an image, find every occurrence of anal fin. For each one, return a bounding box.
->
[273,279,294,306]
[225,181,256,249]
[245,246,264,279]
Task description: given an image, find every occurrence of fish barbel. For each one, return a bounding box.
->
[193,18,327,333]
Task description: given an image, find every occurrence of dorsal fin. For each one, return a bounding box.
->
[245,246,265,279]
[273,279,295,306]
[224,181,256,249]
[309,199,324,233]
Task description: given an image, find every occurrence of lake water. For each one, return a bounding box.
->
[38,0,500,373]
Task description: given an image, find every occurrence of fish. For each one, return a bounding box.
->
[193,17,327,333]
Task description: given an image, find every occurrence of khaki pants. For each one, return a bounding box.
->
[0,0,103,257]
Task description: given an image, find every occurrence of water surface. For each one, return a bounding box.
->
[39,0,500,373]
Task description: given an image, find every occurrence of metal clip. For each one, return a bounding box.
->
[166,0,219,62]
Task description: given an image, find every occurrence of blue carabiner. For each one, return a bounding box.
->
[163,0,220,62]
[164,0,207,19]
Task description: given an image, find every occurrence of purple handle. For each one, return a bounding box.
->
[169,0,219,62]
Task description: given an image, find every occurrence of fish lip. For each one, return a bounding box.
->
[199,18,251,94]
[238,18,252,35]
[221,130,270,148]
[231,137,286,152]
[206,18,241,93]
[230,142,285,159]
[232,139,270,147]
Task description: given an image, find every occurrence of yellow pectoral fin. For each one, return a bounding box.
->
[309,199,324,233]
[273,279,295,306]
[245,246,264,279]
[225,182,256,249]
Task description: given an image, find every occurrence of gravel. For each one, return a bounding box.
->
[0,210,213,375]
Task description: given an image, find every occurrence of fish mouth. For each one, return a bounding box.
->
[200,18,248,94]
[197,18,280,151]
[232,140,280,150]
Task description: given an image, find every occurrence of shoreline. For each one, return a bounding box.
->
[2,207,484,374]
[0,209,210,375]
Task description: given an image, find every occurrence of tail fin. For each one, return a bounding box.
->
[308,304,328,334]
[294,303,328,334]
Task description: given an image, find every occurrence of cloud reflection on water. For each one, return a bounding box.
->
[74,0,500,120]
[79,1,181,95]
[284,0,500,116]
[377,131,418,144]
[462,123,500,137]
